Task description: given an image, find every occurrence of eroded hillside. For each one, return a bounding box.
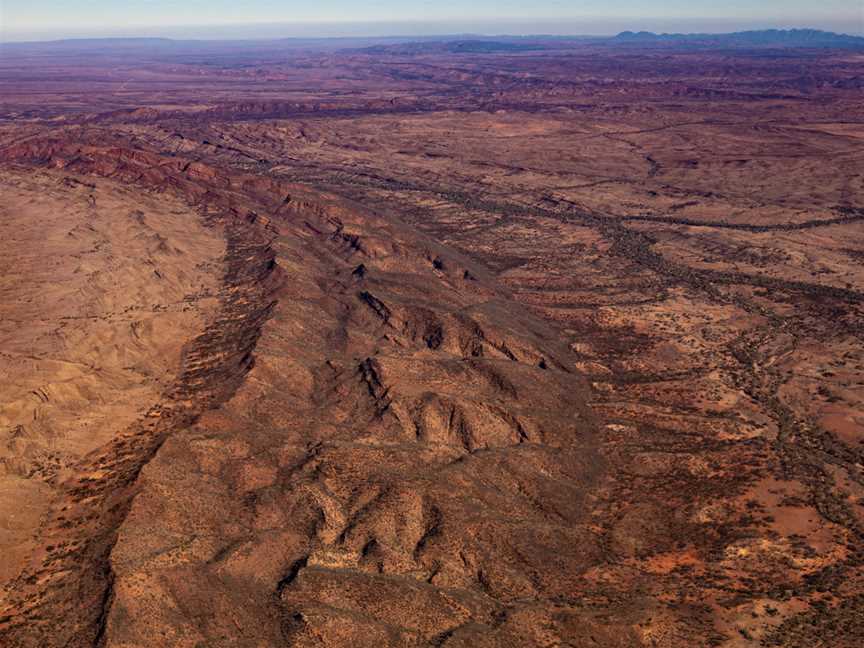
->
[0,38,862,647]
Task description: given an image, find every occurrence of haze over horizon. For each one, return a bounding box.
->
[1,0,862,41]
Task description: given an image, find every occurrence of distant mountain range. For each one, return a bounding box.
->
[3,29,863,58]
[613,29,864,48]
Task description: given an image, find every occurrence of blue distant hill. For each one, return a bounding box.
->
[613,29,864,48]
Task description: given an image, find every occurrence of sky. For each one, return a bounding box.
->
[1,0,862,41]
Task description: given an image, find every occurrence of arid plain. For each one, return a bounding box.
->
[1,36,863,647]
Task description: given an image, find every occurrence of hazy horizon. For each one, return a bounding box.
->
[1,0,862,43]
[2,20,864,44]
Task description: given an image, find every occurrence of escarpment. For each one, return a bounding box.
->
[0,133,615,647]
[99,193,610,647]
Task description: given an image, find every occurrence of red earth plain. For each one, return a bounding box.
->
[1,31,863,647]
